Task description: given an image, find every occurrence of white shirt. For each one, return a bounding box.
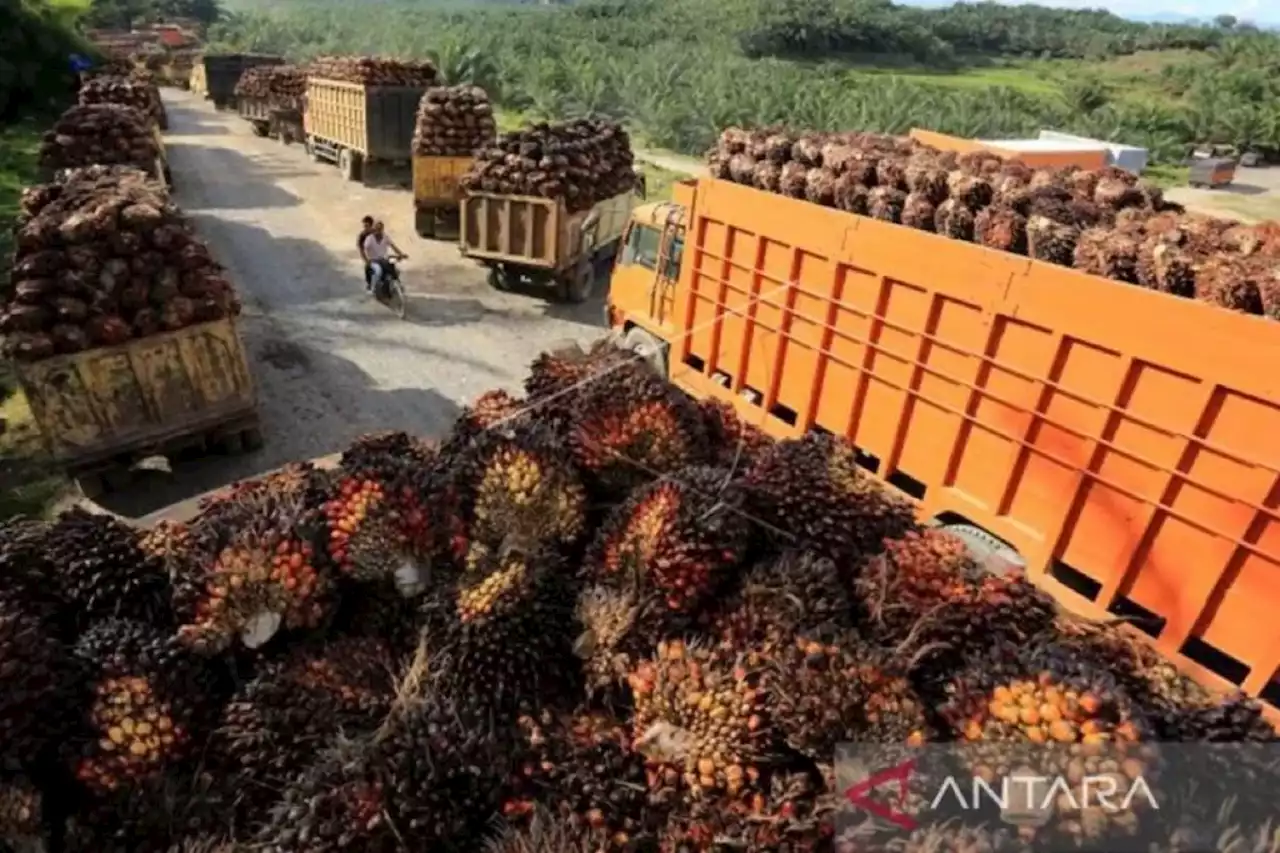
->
[363,233,391,262]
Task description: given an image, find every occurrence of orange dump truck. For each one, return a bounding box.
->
[605,177,1280,718]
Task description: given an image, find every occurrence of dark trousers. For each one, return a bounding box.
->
[363,263,373,286]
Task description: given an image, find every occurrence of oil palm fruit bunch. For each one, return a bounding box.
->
[66,619,223,797]
[0,517,60,621]
[0,600,82,764]
[659,767,836,852]
[321,472,433,596]
[853,530,1056,681]
[628,640,776,801]
[418,545,579,714]
[1053,619,1275,742]
[62,768,234,853]
[508,707,661,848]
[137,519,193,572]
[173,482,331,654]
[569,361,709,498]
[0,769,43,853]
[696,398,774,471]
[212,636,397,825]
[707,551,852,654]
[449,419,588,562]
[524,341,631,430]
[43,507,175,634]
[574,576,698,696]
[327,579,425,654]
[940,640,1154,845]
[441,388,526,456]
[742,432,916,565]
[765,633,931,761]
[255,696,511,851]
[584,466,751,613]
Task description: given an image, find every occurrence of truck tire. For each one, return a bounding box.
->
[487,265,510,291]
[622,326,668,378]
[415,208,436,239]
[339,149,362,183]
[937,522,1026,577]
[558,260,596,304]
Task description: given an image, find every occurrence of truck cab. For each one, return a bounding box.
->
[605,192,690,376]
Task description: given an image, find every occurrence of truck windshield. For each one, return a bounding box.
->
[622,225,661,270]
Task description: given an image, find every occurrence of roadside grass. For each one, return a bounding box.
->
[859,63,1062,97]
[1142,163,1189,189]
[0,119,71,519]
[639,163,686,201]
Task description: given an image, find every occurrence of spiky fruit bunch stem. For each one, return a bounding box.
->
[628,640,775,800]
[67,620,222,796]
[743,433,916,564]
[574,578,697,696]
[585,466,751,612]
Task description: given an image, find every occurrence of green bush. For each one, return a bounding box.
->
[0,0,91,121]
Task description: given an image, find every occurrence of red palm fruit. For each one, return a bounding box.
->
[584,466,751,612]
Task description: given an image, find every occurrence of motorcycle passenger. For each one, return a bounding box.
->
[357,215,374,288]
[362,220,406,295]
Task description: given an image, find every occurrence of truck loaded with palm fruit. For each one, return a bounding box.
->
[604,125,1280,726]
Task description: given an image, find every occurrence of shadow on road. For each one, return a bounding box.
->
[165,117,231,136]
[1216,183,1267,197]
[93,339,462,519]
[168,142,306,210]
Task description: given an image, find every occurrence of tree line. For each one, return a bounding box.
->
[201,0,1280,164]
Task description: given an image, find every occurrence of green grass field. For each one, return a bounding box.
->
[0,120,44,263]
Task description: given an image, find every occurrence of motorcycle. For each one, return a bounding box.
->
[369,255,408,319]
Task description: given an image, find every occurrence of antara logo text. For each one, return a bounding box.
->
[843,759,1160,832]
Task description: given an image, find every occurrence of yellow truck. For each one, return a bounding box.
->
[412,155,472,240]
[16,318,261,496]
[459,190,640,303]
[304,77,428,184]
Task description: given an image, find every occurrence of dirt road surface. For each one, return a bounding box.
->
[102,90,610,517]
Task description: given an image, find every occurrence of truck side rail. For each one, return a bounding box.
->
[667,177,1280,712]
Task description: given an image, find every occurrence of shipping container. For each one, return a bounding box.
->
[304,77,426,184]
[411,155,472,239]
[17,318,262,494]
[460,190,638,302]
[605,176,1280,719]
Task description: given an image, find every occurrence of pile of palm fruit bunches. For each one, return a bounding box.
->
[461,118,639,213]
[77,73,166,131]
[2,344,1276,853]
[707,128,1280,321]
[412,84,498,157]
[0,165,239,362]
[306,55,437,87]
[234,64,308,109]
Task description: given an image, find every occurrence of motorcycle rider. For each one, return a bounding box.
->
[362,220,406,295]
[357,215,374,288]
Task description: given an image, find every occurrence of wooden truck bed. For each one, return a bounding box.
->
[460,190,635,271]
[304,78,424,161]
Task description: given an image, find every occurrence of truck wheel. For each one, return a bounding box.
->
[623,326,668,377]
[558,261,596,304]
[339,149,363,182]
[487,266,510,291]
[415,208,436,239]
[252,121,269,138]
[937,522,1026,577]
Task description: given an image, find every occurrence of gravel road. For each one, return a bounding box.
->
[100,90,610,517]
